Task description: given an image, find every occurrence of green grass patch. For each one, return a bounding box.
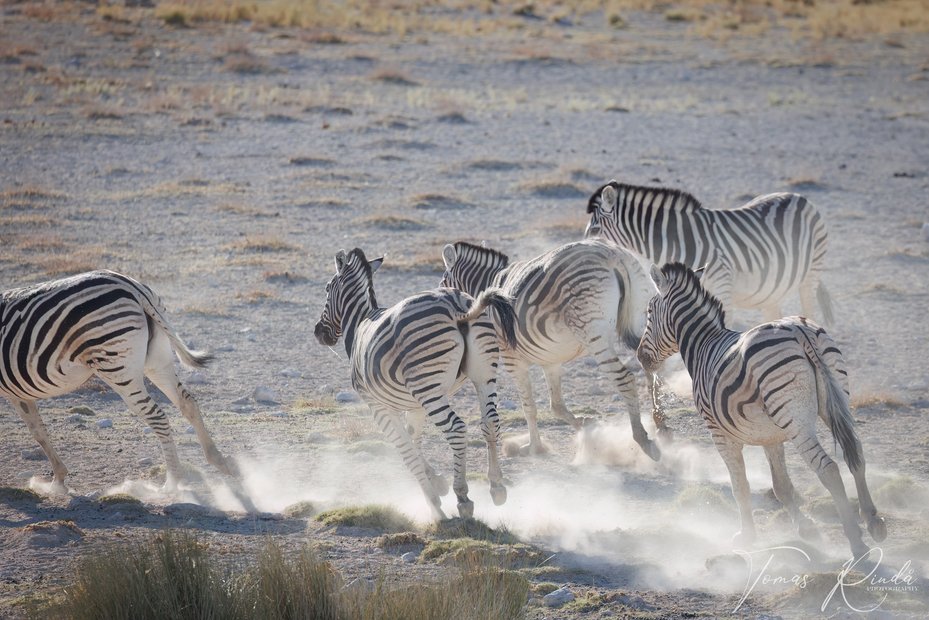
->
[315,505,415,532]
[375,531,425,550]
[427,517,520,544]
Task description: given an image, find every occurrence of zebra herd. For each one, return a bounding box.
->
[1,181,885,556]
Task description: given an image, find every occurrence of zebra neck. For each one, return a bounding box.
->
[341,294,376,358]
[676,314,730,373]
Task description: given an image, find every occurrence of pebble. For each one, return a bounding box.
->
[543,587,575,607]
[280,369,302,378]
[401,551,418,564]
[142,427,153,435]
[186,372,208,385]
[253,386,281,404]
[215,344,235,352]
[65,414,85,423]
[21,448,47,461]
[138,457,154,467]
[499,399,519,411]
[185,425,196,434]
[583,357,598,367]
[335,391,359,403]
[97,419,113,429]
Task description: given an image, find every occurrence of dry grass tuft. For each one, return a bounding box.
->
[226,236,299,253]
[370,68,419,87]
[850,390,907,409]
[315,505,415,532]
[355,214,428,231]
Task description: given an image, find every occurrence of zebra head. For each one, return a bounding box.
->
[314,248,383,347]
[584,180,622,239]
[440,242,509,297]
[636,263,684,372]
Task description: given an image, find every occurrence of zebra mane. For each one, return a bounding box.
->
[345,248,379,309]
[453,241,510,267]
[660,262,726,327]
[587,181,703,214]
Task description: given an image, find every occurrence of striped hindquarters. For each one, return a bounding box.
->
[0,270,159,400]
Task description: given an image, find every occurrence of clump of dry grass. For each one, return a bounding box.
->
[850,390,907,409]
[355,214,428,231]
[315,505,415,533]
[225,236,299,253]
[370,68,419,87]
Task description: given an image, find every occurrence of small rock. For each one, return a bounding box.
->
[253,386,281,404]
[138,457,154,467]
[499,399,519,411]
[543,587,574,607]
[612,394,622,402]
[583,357,598,367]
[142,427,153,434]
[401,551,418,564]
[67,406,95,416]
[21,448,47,461]
[65,414,85,423]
[97,419,113,429]
[186,372,208,385]
[335,391,359,403]
[185,425,196,434]
[215,344,235,352]
[280,369,302,378]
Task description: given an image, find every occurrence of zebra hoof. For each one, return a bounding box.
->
[456,500,474,519]
[868,516,887,543]
[643,440,661,462]
[490,484,507,506]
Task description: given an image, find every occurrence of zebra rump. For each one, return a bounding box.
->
[460,288,517,350]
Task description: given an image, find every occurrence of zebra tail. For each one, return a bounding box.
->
[138,292,214,369]
[817,282,835,326]
[459,288,518,349]
[804,337,861,471]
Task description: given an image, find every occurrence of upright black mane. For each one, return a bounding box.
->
[453,241,510,267]
[660,262,726,327]
[346,247,379,309]
[586,180,703,214]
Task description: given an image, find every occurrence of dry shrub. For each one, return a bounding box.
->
[226,236,298,253]
[315,505,415,532]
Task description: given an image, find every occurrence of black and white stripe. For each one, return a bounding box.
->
[586,181,833,324]
[637,262,885,556]
[1,270,238,493]
[314,248,516,519]
[441,239,663,459]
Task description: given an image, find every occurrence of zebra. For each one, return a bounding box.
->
[585,181,833,325]
[1,270,241,496]
[440,239,663,459]
[637,262,885,557]
[313,248,517,520]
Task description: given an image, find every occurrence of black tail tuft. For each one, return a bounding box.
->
[483,291,518,349]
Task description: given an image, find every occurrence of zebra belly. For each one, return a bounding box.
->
[730,265,807,309]
[0,358,94,402]
[358,373,469,413]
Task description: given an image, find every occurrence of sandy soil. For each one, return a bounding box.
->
[1,3,928,618]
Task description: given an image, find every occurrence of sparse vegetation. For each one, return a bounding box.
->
[376,531,426,550]
[315,505,415,532]
[226,236,299,253]
[0,487,42,503]
[282,500,317,519]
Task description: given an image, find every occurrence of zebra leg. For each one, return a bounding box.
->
[792,431,868,557]
[763,443,817,540]
[472,376,507,506]
[144,349,238,480]
[371,406,446,520]
[542,365,583,429]
[714,436,756,547]
[409,392,472,518]
[513,366,545,456]
[647,371,672,442]
[97,374,183,492]
[589,328,660,461]
[12,399,69,493]
[404,409,449,497]
[846,445,887,543]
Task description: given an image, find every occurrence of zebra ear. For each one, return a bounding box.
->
[442,244,458,269]
[649,264,668,294]
[600,184,618,214]
[369,256,384,273]
[335,250,347,272]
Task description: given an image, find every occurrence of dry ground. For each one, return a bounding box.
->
[1,1,928,618]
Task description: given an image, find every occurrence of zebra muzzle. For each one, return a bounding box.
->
[314,322,338,346]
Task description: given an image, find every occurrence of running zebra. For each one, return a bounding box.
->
[314,248,516,519]
[586,181,833,325]
[637,262,885,556]
[440,239,663,459]
[1,270,240,495]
